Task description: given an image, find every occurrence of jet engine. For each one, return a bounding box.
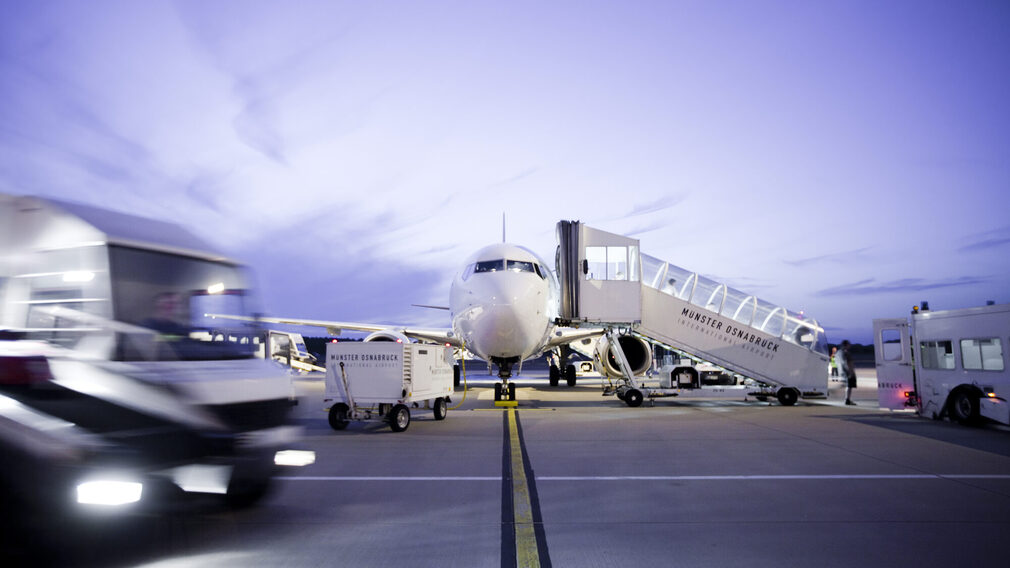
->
[594,334,652,378]
[363,330,411,343]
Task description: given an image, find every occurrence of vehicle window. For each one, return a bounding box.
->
[961,338,1004,371]
[507,260,535,273]
[474,260,504,273]
[461,263,475,282]
[880,329,903,361]
[920,340,955,370]
[108,245,258,361]
[533,263,545,279]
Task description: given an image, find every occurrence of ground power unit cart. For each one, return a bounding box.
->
[324,342,454,432]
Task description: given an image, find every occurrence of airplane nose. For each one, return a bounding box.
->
[464,276,546,359]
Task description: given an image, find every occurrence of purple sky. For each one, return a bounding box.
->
[2,0,1008,344]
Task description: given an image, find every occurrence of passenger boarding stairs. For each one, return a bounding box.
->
[556,221,830,400]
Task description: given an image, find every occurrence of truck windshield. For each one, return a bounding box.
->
[109,246,261,361]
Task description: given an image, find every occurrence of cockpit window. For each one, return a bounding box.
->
[471,258,546,278]
[507,260,535,273]
[474,260,504,273]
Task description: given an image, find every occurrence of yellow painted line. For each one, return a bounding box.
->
[508,408,540,567]
[473,407,555,411]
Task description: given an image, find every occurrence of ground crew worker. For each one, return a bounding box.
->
[838,340,857,405]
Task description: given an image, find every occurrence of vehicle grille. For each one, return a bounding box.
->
[203,398,292,432]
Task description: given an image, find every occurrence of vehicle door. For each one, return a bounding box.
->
[874,318,916,410]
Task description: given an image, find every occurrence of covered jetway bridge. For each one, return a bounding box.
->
[556,221,829,402]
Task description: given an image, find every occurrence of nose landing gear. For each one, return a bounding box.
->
[492,356,519,403]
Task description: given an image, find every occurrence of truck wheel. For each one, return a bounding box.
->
[225,455,274,508]
[225,476,272,509]
[433,397,447,420]
[549,365,560,387]
[328,403,350,430]
[948,389,980,425]
[565,364,577,387]
[776,388,799,406]
[625,389,643,407]
[389,404,411,432]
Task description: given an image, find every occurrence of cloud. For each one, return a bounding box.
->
[784,247,873,267]
[816,276,987,297]
[231,83,288,164]
[626,194,687,218]
[172,3,347,165]
[592,193,689,235]
[958,225,1010,253]
[486,166,539,190]
[229,206,452,328]
[624,220,669,237]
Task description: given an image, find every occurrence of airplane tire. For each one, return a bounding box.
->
[776,388,799,407]
[508,383,517,400]
[565,364,577,387]
[453,365,461,388]
[433,397,447,420]
[625,389,643,407]
[328,403,350,430]
[494,383,503,401]
[389,404,411,432]
[549,365,560,387]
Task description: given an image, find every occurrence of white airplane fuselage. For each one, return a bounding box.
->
[449,243,560,376]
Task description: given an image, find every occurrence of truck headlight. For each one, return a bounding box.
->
[274,450,315,467]
[76,480,143,506]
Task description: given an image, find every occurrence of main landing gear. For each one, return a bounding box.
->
[549,364,578,387]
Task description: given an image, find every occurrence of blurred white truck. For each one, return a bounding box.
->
[0,194,308,512]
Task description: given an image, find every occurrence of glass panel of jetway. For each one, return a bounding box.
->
[638,252,828,355]
[558,220,830,396]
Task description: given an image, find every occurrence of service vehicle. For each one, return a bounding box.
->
[874,302,1010,425]
[0,194,311,513]
[324,341,454,432]
[266,329,325,373]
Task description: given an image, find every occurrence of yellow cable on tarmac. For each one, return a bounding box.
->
[448,355,468,410]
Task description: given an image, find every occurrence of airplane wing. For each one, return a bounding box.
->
[205,314,464,348]
[544,327,605,351]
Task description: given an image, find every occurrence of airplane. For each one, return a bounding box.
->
[209,241,615,401]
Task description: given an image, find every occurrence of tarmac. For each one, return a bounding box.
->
[13,366,1010,567]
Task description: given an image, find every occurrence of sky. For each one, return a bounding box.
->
[2,0,1008,344]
